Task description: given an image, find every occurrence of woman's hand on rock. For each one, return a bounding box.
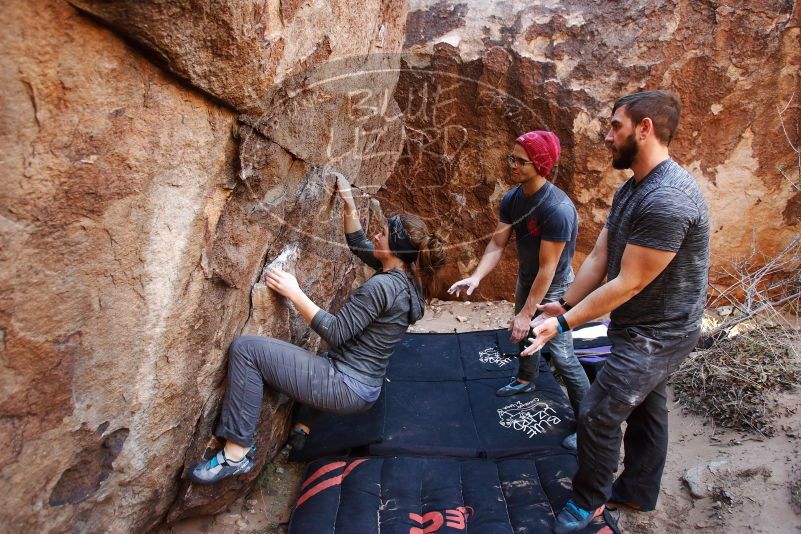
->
[334,173,357,211]
[264,268,302,300]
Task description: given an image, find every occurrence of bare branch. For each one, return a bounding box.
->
[777,90,801,190]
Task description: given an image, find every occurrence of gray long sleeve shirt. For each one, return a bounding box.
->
[310,230,425,387]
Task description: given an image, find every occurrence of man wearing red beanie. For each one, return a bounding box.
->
[449,130,589,450]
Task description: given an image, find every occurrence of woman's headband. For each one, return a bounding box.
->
[387,215,419,264]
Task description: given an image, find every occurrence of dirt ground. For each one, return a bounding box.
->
[163,300,801,534]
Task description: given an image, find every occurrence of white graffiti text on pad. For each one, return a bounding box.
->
[478,347,513,368]
[497,398,561,438]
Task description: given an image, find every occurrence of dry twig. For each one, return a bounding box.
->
[776,91,800,193]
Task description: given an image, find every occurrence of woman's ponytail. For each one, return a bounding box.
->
[397,214,447,298]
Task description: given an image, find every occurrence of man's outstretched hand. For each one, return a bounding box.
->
[521,316,561,356]
[448,276,480,298]
[529,301,565,330]
[520,301,567,356]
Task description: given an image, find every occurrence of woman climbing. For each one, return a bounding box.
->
[188,173,446,484]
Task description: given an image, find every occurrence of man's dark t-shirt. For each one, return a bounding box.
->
[499,181,578,287]
[605,158,710,336]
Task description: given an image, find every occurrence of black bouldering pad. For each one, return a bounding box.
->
[288,392,385,462]
[369,379,480,457]
[370,357,574,458]
[288,455,614,533]
[293,329,577,460]
[459,329,518,379]
[385,332,463,382]
[466,371,574,458]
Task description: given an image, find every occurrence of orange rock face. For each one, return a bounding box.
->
[1,0,405,531]
[378,0,801,301]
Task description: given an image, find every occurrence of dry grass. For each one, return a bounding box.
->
[707,235,801,335]
[671,325,801,437]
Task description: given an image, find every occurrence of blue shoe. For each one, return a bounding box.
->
[496,379,533,397]
[188,448,255,485]
[561,432,577,451]
[553,499,605,533]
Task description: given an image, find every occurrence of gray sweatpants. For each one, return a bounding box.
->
[215,336,372,447]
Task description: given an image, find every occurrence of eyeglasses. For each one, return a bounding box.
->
[506,154,533,167]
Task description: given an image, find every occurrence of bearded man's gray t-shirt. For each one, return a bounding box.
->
[605,158,710,336]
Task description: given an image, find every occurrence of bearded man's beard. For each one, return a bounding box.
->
[612,133,639,169]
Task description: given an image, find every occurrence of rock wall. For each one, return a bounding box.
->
[0,0,406,532]
[2,0,799,531]
[377,0,801,300]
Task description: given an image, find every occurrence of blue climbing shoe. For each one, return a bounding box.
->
[553,499,605,533]
[495,379,533,397]
[188,448,255,485]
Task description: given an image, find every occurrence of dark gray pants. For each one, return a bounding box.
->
[215,336,372,447]
[572,326,701,511]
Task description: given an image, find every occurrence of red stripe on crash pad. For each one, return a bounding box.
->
[297,459,368,507]
[300,461,346,491]
[342,458,368,477]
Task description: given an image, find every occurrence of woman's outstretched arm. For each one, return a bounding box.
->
[264,268,389,347]
[335,172,363,234]
[264,269,320,323]
[334,173,382,270]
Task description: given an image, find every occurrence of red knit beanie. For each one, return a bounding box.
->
[515,130,561,177]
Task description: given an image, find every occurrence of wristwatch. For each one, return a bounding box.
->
[558,297,573,311]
